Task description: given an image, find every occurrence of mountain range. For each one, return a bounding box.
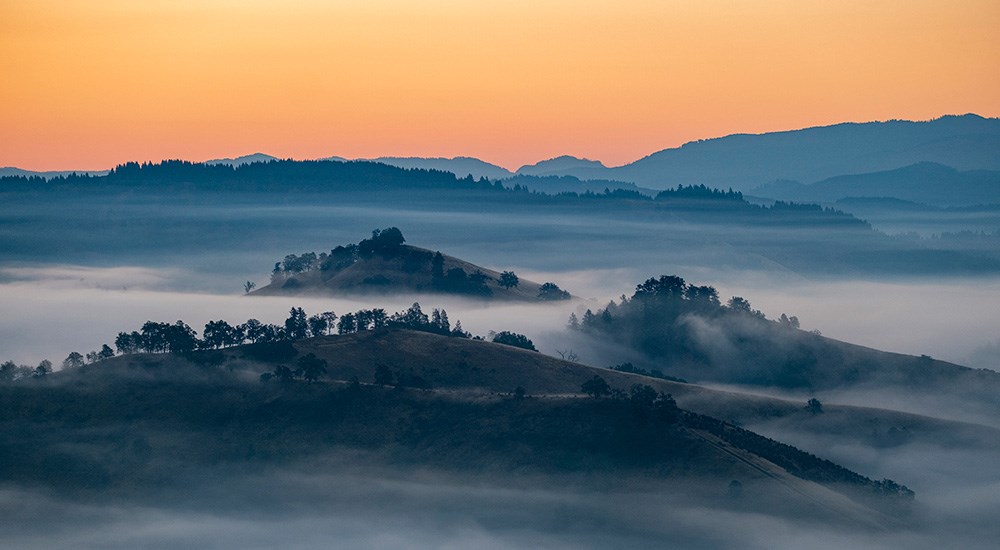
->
[12,114,996,193]
[752,162,1000,207]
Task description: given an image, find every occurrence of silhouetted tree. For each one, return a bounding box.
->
[204,320,240,349]
[537,282,570,300]
[450,320,470,338]
[807,398,824,414]
[308,315,328,338]
[431,308,450,333]
[115,331,142,355]
[98,344,114,361]
[320,311,338,334]
[567,313,579,329]
[581,375,611,398]
[297,353,328,383]
[243,280,256,294]
[338,313,357,334]
[0,361,16,382]
[32,362,50,378]
[499,271,519,290]
[635,275,687,299]
[241,319,265,343]
[393,302,429,328]
[62,352,85,369]
[285,307,309,340]
[492,331,537,351]
[779,313,801,329]
[34,359,53,378]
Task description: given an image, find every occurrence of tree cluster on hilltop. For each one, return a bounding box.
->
[1,300,546,383]
[264,227,572,301]
[569,275,820,387]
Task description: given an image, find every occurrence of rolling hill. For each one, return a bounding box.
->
[251,228,572,301]
[0,328,919,529]
[752,162,1000,207]
[521,114,1000,191]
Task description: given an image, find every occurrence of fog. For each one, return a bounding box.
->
[3,265,999,373]
[2,460,998,549]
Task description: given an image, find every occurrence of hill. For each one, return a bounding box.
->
[0,167,109,179]
[0,328,916,526]
[515,155,608,177]
[752,163,1000,207]
[362,156,513,180]
[204,152,280,166]
[569,274,1000,420]
[3,158,999,279]
[524,114,1000,191]
[251,227,572,301]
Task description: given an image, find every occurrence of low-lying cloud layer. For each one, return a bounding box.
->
[2,265,999,372]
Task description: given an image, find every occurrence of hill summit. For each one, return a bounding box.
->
[251,228,572,301]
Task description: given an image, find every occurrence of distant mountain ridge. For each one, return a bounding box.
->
[358,156,513,180]
[752,162,1000,207]
[7,114,997,192]
[205,152,279,166]
[0,167,109,179]
[515,155,607,177]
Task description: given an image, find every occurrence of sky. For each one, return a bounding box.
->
[1,0,998,171]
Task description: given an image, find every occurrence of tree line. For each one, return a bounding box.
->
[1,301,543,381]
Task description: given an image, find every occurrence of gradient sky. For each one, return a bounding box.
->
[2,0,998,171]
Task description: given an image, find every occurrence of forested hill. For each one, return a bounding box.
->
[252,227,573,301]
[0,326,915,523]
[571,274,1000,416]
[0,159,497,193]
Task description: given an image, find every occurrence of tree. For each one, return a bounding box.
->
[308,315,328,338]
[320,311,338,334]
[337,313,357,334]
[513,386,526,400]
[727,296,752,313]
[273,365,295,383]
[581,375,611,398]
[98,344,114,361]
[369,308,388,329]
[394,302,429,328]
[450,320,470,338]
[297,353,328,383]
[634,275,687,299]
[284,307,309,340]
[204,320,238,349]
[779,313,800,329]
[431,308,450,333]
[33,362,50,378]
[807,398,823,414]
[115,331,142,355]
[243,280,256,294]
[567,313,579,329]
[35,359,53,377]
[62,352,85,370]
[537,282,570,301]
[241,319,265,343]
[499,270,519,290]
[0,360,17,382]
[164,321,198,353]
[491,331,537,351]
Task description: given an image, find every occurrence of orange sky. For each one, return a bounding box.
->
[1,0,998,171]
